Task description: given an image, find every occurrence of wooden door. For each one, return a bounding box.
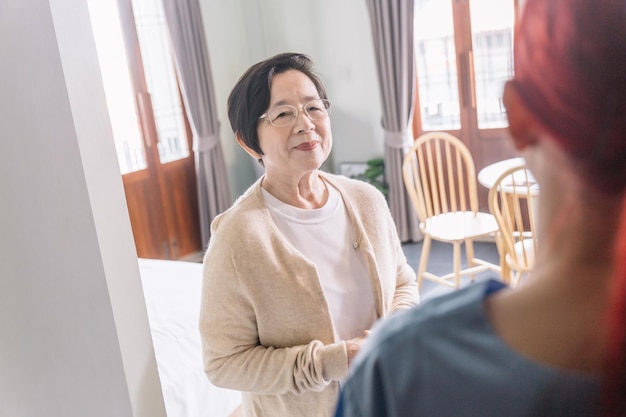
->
[121,0,201,259]
[412,0,521,210]
[123,151,201,260]
[88,0,202,259]
[123,93,201,260]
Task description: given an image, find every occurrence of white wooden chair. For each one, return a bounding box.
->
[488,164,539,287]
[402,132,501,290]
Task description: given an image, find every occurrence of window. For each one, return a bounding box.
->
[132,0,189,164]
[88,0,189,174]
[413,0,517,138]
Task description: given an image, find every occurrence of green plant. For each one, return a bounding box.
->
[358,157,388,197]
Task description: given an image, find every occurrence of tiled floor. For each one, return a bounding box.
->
[402,239,502,302]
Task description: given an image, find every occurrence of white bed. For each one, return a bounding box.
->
[139,258,242,417]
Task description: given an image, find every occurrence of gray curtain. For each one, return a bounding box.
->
[365,0,421,242]
[162,0,232,247]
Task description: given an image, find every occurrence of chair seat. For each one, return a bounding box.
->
[505,238,535,270]
[422,211,499,242]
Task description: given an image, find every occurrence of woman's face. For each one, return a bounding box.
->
[256,69,332,179]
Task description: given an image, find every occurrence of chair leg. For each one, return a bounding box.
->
[417,236,432,290]
[502,262,512,285]
[465,239,476,282]
[494,232,511,284]
[453,242,462,289]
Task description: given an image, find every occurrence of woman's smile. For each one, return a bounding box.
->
[295,140,319,151]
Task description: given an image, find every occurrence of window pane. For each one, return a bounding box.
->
[132,0,190,164]
[87,0,147,174]
[414,0,461,131]
[470,0,515,128]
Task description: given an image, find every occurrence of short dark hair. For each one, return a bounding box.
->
[227,53,328,163]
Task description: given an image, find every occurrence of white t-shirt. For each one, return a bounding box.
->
[261,183,377,342]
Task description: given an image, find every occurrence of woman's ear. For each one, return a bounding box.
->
[235,133,262,160]
[503,81,539,151]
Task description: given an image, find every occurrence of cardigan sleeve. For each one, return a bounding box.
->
[387,208,420,311]
[199,233,350,395]
[390,244,420,311]
[368,181,419,312]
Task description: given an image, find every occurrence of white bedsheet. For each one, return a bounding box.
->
[139,258,241,417]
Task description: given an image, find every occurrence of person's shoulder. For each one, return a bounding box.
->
[210,179,265,235]
[412,279,506,324]
[360,280,506,360]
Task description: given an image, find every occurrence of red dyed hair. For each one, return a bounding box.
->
[513,0,626,195]
[605,201,626,415]
[513,0,626,414]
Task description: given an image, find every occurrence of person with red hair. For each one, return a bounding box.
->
[333,0,626,415]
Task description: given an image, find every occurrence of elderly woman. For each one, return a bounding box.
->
[334,0,626,416]
[199,52,419,417]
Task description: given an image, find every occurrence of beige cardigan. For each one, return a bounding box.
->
[200,172,419,417]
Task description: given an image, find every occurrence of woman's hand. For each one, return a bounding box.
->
[345,330,372,366]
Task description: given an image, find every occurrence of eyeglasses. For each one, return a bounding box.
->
[259,99,332,127]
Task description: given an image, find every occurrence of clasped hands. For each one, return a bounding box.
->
[345,330,372,366]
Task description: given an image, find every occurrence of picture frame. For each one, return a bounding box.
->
[338,162,369,179]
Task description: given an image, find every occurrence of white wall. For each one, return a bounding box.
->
[0,1,165,416]
[201,0,386,198]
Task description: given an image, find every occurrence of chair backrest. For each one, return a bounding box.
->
[488,164,539,275]
[402,132,480,222]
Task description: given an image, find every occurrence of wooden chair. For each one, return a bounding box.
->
[402,132,501,290]
[488,164,539,287]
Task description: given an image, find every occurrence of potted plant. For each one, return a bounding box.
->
[359,157,388,197]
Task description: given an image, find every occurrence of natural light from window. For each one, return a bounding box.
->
[414,0,514,131]
[132,0,190,164]
[87,0,146,174]
[470,0,514,129]
[87,0,189,174]
[415,0,460,130]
